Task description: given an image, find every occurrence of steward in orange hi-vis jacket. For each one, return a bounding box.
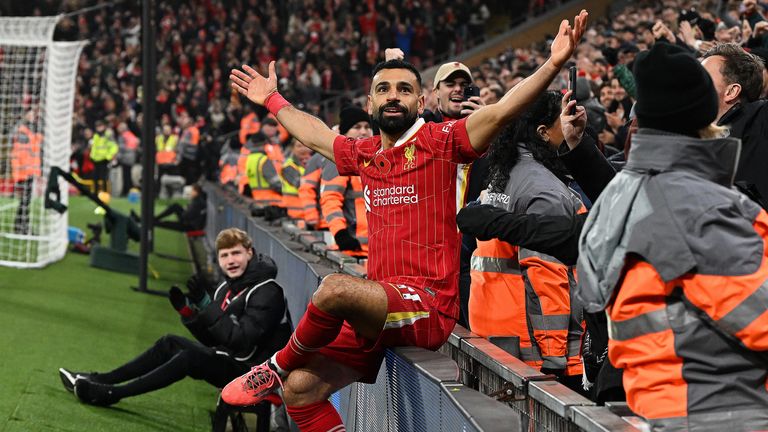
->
[470,92,585,381]
[579,132,768,431]
[320,106,373,253]
[578,43,768,431]
[11,113,42,234]
[470,148,585,377]
[299,152,330,230]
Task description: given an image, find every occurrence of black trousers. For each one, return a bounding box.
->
[98,334,249,399]
[14,178,33,234]
[154,203,192,232]
[92,161,109,193]
[120,163,133,196]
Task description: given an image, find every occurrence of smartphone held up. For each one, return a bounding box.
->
[568,66,577,115]
[463,84,480,101]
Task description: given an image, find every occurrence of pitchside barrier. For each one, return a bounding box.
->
[203,182,647,432]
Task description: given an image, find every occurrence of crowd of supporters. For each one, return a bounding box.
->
[0,0,503,193]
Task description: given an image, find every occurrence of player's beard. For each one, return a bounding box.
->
[374,102,418,136]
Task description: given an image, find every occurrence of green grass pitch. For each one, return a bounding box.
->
[0,195,218,431]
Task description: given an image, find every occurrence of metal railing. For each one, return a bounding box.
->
[203,182,647,432]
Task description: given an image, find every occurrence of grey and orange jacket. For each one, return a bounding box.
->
[578,129,768,430]
[470,146,585,376]
[299,153,330,229]
[320,162,368,252]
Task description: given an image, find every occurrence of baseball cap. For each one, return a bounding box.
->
[433,62,472,90]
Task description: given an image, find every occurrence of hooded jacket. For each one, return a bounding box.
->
[182,252,291,365]
[718,100,768,202]
[471,146,585,375]
[578,129,768,430]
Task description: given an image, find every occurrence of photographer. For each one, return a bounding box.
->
[59,228,291,406]
[430,60,489,330]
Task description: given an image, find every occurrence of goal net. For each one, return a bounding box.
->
[0,16,86,268]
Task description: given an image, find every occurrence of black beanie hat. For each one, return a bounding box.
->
[339,106,370,135]
[633,42,719,134]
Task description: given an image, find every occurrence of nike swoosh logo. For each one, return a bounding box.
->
[363,159,372,167]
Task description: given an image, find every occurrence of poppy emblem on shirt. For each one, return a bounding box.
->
[374,154,391,174]
[403,143,416,171]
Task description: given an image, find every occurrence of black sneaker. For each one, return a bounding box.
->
[59,368,99,393]
[74,378,120,406]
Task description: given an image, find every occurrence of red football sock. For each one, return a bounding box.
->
[275,302,343,371]
[287,400,345,432]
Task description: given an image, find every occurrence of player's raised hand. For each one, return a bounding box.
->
[550,10,588,69]
[230,61,278,106]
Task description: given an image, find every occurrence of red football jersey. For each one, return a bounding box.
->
[333,118,481,319]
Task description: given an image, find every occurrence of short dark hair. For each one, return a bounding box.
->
[371,59,423,90]
[703,43,765,103]
[489,85,505,100]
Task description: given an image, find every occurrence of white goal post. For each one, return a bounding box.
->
[0,16,86,268]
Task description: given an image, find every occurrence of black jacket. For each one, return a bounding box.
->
[718,100,768,202]
[182,253,291,365]
[184,192,208,230]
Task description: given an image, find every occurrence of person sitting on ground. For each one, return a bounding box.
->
[59,228,291,406]
[153,183,208,232]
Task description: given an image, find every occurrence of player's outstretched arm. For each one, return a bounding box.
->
[230,61,339,162]
[465,10,588,154]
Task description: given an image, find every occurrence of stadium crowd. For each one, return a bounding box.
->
[4,0,496,195]
[10,0,764,429]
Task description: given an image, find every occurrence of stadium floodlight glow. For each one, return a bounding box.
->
[0,16,86,268]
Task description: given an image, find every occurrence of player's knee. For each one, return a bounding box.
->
[312,274,350,311]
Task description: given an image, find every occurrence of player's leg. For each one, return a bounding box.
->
[282,355,361,432]
[222,274,386,406]
[273,273,387,373]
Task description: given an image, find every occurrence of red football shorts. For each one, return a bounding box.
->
[317,281,456,383]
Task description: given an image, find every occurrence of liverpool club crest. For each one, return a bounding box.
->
[403,143,416,170]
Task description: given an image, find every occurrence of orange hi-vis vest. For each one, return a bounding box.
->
[219,146,239,186]
[178,126,200,160]
[320,163,369,253]
[156,134,178,165]
[265,143,284,175]
[121,130,139,150]
[239,112,291,146]
[11,124,42,183]
[281,156,305,219]
[471,237,584,376]
[470,241,533,354]
[239,112,260,145]
[299,153,329,229]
